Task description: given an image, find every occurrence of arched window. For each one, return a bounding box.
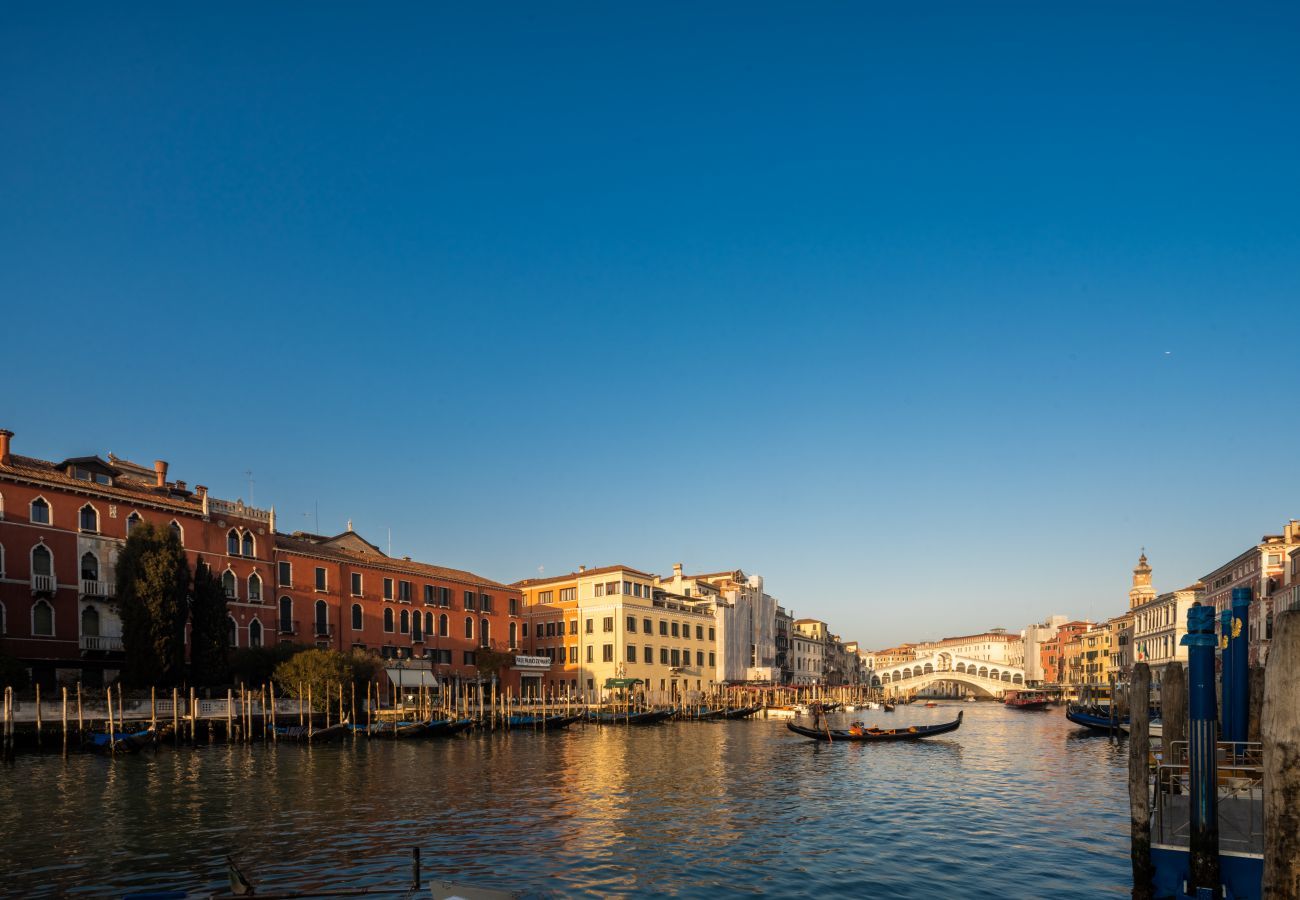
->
[227,617,238,648]
[126,511,142,534]
[400,609,410,634]
[314,599,328,636]
[241,532,254,558]
[222,570,237,599]
[480,618,489,649]
[383,607,394,633]
[351,603,363,631]
[412,612,422,641]
[464,616,474,640]
[424,612,433,636]
[79,504,99,533]
[81,552,98,582]
[248,572,262,603]
[278,596,293,632]
[227,530,240,555]
[32,544,53,578]
[249,619,263,647]
[32,599,54,636]
[509,621,517,648]
[439,614,448,637]
[169,520,183,545]
[81,605,100,637]
[30,497,50,525]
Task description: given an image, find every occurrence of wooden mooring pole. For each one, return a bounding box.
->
[1262,609,1300,897]
[1128,663,1153,900]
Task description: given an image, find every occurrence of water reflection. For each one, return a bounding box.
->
[0,703,1131,898]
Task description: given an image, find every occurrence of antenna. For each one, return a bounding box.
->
[245,470,254,506]
[388,527,392,557]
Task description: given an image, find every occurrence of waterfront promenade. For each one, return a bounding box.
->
[0,703,1131,898]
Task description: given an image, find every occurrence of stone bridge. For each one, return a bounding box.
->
[871,651,1025,698]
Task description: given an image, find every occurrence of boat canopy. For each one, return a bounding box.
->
[603,677,644,689]
[385,667,439,688]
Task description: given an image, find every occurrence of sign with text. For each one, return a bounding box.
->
[514,655,552,669]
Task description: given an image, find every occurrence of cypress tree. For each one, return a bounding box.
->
[116,522,190,687]
[190,559,231,686]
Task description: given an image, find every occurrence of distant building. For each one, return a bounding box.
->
[1042,621,1092,684]
[775,606,793,683]
[1021,616,1069,685]
[792,619,827,685]
[1200,521,1300,666]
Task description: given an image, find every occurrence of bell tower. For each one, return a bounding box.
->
[1129,550,1155,609]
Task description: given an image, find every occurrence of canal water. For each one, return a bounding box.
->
[0,702,1130,898]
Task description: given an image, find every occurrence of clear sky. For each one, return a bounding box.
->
[3,4,1298,648]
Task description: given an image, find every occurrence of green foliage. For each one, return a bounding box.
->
[189,560,231,687]
[0,649,29,689]
[115,522,190,687]
[273,648,384,712]
[475,647,514,678]
[230,642,306,686]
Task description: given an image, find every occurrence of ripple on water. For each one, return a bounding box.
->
[0,704,1132,898]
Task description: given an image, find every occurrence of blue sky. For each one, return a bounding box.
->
[3,3,1298,648]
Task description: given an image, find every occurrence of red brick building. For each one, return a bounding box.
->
[0,428,523,691]
[272,530,524,689]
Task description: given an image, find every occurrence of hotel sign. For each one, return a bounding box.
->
[514,655,552,669]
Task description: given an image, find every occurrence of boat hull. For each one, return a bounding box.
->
[786,712,963,742]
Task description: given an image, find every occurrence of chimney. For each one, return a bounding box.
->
[195,485,208,498]
[673,562,683,577]
[0,429,11,467]
[578,565,586,573]
[154,460,168,488]
[346,519,353,532]
[174,480,187,492]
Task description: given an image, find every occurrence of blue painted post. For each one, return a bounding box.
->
[1182,603,1219,892]
[1219,607,1233,742]
[1229,588,1250,747]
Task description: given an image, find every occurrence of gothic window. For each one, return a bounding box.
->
[228,530,240,556]
[32,599,54,636]
[241,532,254,557]
[32,544,53,577]
[126,512,142,534]
[81,605,100,637]
[222,570,237,599]
[81,552,98,581]
[248,572,262,602]
[79,504,99,532]
[30,497,50,525]
[249,619,263,647]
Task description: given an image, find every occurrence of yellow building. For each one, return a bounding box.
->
[1065,625,1113,686]
[514,564,718,704]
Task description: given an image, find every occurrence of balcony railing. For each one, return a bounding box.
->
[80,579,116,598]
[314,621,334,637]
[31,574,56,593]
[279,619,300,635]
[80,635,124,652]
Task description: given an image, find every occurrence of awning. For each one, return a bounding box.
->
[386,667,440,688]
[603,677,644,689]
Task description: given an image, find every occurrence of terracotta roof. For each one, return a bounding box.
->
[274,533,515,591]
[513,564,656,588]
[0,453,200,513]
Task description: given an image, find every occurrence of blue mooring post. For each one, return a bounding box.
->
[1183,603,1219,894]
[1228,588,1250,747]
[1219,607,1233,744]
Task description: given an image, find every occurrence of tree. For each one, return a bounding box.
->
[475,648,514,680]
[116,522,190,687]
[273,648,385,713]
[230,642,306,686]
[190,560,231,686]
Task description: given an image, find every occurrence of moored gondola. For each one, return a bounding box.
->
[503,712,584,730]
[85,724,157,754]
[1064,704,1127,733]
[426,717,477,737]
[786,711,962,742]
[721,703,763,720]
[585,708,675,725]
[268,720,350,743]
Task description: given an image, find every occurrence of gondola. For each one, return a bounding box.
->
[882,703,896,712]
[353,719,431,739]
[1065,704,1128,733]
[585,708,675,725]
[675,707,728,721]
[721,703,763,720]
[267,720,350,743]
[85,724,157,754]
[503,712,583,730]
[427,717,477,737]
[786,711,963,742]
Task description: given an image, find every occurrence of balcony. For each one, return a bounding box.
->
[31,574,56,594]
[279,619,300,636]
[80,635,124,652]
[81,579,116,599]
[313,621,334,638]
